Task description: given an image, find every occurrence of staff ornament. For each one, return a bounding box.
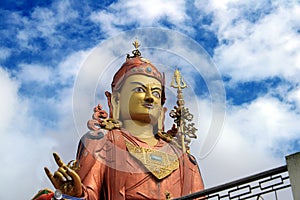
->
[169,69,197,154]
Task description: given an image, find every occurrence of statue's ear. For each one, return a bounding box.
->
[105,91,113,118]
[111,92,120,120]
[158,107,167,131]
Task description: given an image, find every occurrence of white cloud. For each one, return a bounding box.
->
[0,49,90,199]
[200,94,300,187]
[0,67,57,199]
[229,96,300,146]
[202,0,300,82]
[0,68,19,131]
[288,86,300,110]
[31,7,57,37]
[13,0,79,50]
[191,2,300,193]
[17,64,53,84]
[15,49,89,86]
[57,50,90,84]
[123,0,186,23]
[90,0,190,36]
[0,48,12,61]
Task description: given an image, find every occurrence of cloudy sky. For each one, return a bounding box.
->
[0,0,299,199]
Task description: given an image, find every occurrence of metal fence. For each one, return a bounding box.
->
[173,165,291,200]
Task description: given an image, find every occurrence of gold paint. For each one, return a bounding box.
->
[129,39,142,57]
[165,191,171,200]
[126,141,179,180]
[170,69,197,153]
[157,131,181,149]
[67,160,80,172]
[140,57,150,63]
[44,153,83,197]
[132,39,140,50]
[101,118,122,130]
[171,69,187,92]
[119,74,162,125]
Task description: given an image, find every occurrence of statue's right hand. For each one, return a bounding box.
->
[44,153,82,197]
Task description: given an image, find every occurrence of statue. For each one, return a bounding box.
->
[33,40,204,200]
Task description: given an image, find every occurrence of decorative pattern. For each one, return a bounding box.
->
[125,141,179,180]
[169,69,198,153]
[87,104,121,131]
[173,165,291,200]
[127,38,142,58]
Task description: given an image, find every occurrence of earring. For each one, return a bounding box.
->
[98,91,122,130]
[157,107,167,131]
[111,92,120,121]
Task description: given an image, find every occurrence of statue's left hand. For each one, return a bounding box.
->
[44,153,83,197]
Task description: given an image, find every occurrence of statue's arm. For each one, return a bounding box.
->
[42,131,107,199]
[44,153,83,197]
[188,154,205,192]
[77,151,103,200]
[75,131,107,199]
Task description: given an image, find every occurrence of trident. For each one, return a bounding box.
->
[170,69,197,153]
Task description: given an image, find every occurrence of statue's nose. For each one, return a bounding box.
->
[144,91,154,103]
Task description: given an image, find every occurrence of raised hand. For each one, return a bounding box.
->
[44,153,82,197]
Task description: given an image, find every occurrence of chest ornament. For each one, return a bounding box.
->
[125,141,179,179]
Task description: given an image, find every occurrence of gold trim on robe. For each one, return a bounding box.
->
[125,141,179,180]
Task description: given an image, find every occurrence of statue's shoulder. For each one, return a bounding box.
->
[106,129,128,149]
[81,130,106,141]
[171,145,198,166]
[187,153,198,165]
[76,130,107,160]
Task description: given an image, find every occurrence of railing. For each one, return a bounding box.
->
[173,165,291,200]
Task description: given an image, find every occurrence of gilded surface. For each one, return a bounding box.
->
[125,141,179,180]
[170,69,198,153]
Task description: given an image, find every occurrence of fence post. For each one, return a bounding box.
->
[286,152,300,200]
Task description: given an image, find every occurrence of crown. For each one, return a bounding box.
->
[111,39,164,91]
[110,39,166,105]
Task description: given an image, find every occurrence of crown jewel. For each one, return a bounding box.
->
[127,39,141,58]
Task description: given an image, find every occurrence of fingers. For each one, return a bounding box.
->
[66,167,81,186]
[54,171,67,182]
[58,167,72,181]
[45,153,82,197]
[45,166,70,185]
[53,152,65,167]
[66,167,82,196]
[44,167,53,179]
[44,167,58,188]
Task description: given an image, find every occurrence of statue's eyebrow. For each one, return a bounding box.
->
[130,81,162,91]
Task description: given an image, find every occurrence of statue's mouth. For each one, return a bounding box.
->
[143,103,153,109]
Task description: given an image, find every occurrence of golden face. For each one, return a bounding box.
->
[118,74,162,124]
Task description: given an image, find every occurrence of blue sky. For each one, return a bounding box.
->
[0,0,299,199]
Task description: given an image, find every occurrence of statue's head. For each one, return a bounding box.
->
[106,42,166,130]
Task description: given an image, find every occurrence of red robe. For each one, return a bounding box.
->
[76,129,204,200]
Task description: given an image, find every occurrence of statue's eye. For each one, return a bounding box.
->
[152,91,161,98]
[133,87,145,93]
